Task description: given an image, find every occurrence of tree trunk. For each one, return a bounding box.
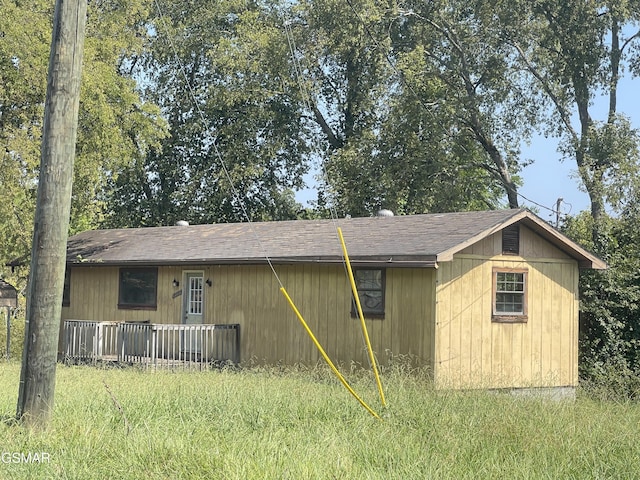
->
[487,145,519,209]
[16,0,87,430]
[468,117,519,209]
[608,16,620,122]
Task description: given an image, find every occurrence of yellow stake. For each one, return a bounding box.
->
[337,227,387,407]
[280,287,381,420]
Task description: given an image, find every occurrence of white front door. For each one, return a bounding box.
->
[183,272,204,354]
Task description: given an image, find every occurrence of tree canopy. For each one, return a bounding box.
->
[7,0,636,236]
[502,0,640,250]
[102,0,311,226]
[0,0,166,288]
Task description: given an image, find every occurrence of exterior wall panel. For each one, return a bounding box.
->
[435,228,579,389]
[61,264,436,369]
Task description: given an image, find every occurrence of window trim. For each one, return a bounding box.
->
[492,267,528,323]
[351,268,386,319]
[62,267,71,307]
[118,267,158,310]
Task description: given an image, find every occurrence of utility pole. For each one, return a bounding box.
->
[16,0,87,429]
[555,198,563,228]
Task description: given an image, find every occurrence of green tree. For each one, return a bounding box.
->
[563,211,640,397]
[0,0,166,291]
[283,0,397,216]
[0,0,51,276]
[74,0,167,231]
[386,0,541,209]
[104,0,308,226]
[505,0,640,251]
[289,0,509,215]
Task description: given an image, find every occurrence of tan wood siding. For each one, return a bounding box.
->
[461,225,573,260]
[62,266,183,323]
[62,264,436,368]
[435,255,578,389]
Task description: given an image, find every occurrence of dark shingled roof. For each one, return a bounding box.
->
[66,209,606,269]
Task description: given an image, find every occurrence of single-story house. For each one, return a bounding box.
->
[61,208,605,390]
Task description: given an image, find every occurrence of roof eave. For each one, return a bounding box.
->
[67,255,439,268]
[435,209,607,270]
[435,209,527,263]
[517,215,607,270]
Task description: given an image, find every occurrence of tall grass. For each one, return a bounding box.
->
[0,316,24,361]
[1,361,640,479]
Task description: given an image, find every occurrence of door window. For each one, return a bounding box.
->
[188,275,203,315]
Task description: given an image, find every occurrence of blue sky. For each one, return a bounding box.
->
[295,75,640,220]
[518,76,640,222]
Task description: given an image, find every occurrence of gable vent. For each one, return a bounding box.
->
[502,224,520,255]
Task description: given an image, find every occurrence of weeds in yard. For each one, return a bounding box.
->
[1,361,640,479]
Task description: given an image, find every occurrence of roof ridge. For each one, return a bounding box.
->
[78,208,525,234]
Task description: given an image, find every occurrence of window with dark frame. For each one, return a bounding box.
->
[351,268,385,318]
[492,268,528,322]
[62,267,71,307]
[118,267,158,310]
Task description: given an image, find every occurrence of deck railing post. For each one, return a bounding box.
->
[117,323,124,362]
[151,326,157,368]
[64,321,70,359]
[95,322,103,361]
[144,325,149,367]
[235,324,241,365]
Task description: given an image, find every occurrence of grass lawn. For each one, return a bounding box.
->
[1,361,640,479]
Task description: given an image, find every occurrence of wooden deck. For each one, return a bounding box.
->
[62,320,240,369]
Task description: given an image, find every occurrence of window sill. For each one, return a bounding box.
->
[492,315,528,324]
[351,312,385,320]
[117,304,157,311]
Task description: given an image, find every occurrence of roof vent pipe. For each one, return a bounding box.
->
[175,220,189,226]
[376,209,394,217]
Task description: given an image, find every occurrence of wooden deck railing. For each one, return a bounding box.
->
[62,320,240,368]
